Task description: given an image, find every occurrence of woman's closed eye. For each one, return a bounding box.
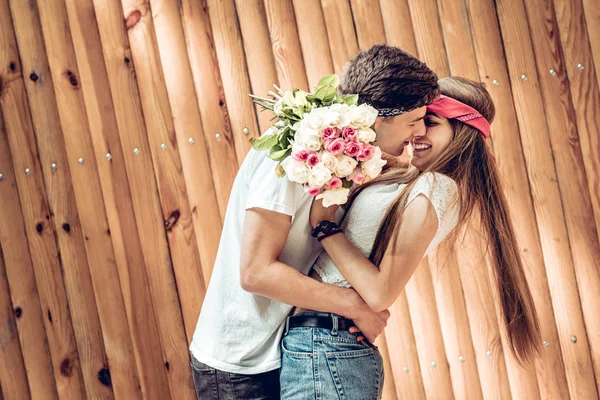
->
[424,117,437,127]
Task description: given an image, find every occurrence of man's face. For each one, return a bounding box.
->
[372,106,427,156]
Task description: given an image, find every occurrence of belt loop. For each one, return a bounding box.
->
[331,314,338,336]
[284,316,290,336]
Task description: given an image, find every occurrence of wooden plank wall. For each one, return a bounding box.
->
[0,0,598,398]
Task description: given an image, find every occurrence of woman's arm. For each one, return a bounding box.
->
[312,195,438,312]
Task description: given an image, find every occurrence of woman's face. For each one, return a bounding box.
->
[411,112,454,170]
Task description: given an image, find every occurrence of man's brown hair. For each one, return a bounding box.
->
[339,44,439,112]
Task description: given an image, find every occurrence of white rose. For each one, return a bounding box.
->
[281,157,310,184]
[348,104,378,128]
[320,152,339,172]
[335,155,358,178]
[308,163,332,188]
[357,128,377,143]
[302,109,327,130]
[322,108,350,127]
[361,148,387,178]
[296,131,322,152]
[329,103,350,113]
[316,188,351,207]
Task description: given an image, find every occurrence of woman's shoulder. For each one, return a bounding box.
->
[413,172,458,196]
[407,172,459,218]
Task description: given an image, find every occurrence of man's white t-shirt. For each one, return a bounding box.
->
[189,148,324,374]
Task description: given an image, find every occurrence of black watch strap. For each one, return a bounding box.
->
[311,220,339,238]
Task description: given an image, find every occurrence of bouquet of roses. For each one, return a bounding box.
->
[249,74,387,207]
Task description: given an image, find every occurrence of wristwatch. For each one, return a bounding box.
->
[311,220,339,238]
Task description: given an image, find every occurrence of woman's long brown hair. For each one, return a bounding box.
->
[346,77,541,365]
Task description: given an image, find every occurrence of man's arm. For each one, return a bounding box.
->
[240,207,388,342]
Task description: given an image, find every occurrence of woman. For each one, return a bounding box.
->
[279,77,541,399]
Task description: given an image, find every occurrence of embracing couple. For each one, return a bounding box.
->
[189,45,540,399]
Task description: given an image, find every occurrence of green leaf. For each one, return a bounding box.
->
[249,133,278,151]
[269,147,292,162]
[340,94,359,106]
[277,131,290,148]
[315,86,337,103]
[342,179,354,189]
[276,164,286,177]
[317,74,340,89]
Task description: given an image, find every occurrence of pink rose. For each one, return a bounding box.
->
[324,138,346,156]
[292,149,310,162]
[348,167,365,184]
[322,127,340,141]
[344,142,362,157]
[357,144,374,161]
[342,126,357,141]
[307,153,320,168]
[304,185,321,197]
[324,176,343,190]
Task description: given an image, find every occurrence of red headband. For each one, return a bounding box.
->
[427,95,490,138]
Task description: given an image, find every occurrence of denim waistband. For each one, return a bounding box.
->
[284,311,348,336]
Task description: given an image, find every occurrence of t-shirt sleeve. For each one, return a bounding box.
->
[405,172,460,244]
[244,149,300,218]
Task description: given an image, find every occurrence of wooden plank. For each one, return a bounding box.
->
[66,1,190,398]
[207,0,260,163]
[524,0,600,392]
[495,0,597,397]
[149,0,222,337]
[181,0,239,221]
[404,260,454,399]
[118,0,206,398]
[465,0,570,397]
[405,0,449,74]
[581,0,600,88]
[0,6,60,400]
[320,0,359,74]
[34,0,152,397]
[428,245,484,400]
[263,0,309,91]
[292,0,335,89]
[374,331,398,400]
[379,0,418,55]
[386,293,427,399]
[0,131,32,400]
[91,0,181,397]
[349,0,386,49]
[5,2,98,398]
[453,232,513,400]
[235,0,280,133]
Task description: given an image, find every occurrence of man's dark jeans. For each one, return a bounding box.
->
[190,355,280,399]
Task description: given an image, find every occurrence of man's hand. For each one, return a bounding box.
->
[349,308,390,343]
[342,290,390,343]
[310,198,339,229]
[381,142,413,172]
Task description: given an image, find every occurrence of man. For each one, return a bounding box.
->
[189,44,439,399]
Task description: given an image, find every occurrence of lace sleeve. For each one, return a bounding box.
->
[406,172,459,230]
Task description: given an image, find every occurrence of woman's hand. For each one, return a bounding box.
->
[310,198,339,229]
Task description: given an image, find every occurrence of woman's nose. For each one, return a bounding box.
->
[412,122,426,138]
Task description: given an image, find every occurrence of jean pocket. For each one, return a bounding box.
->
[281,333,313,359]
[280,350,314,399]
[324,348,381,400]
[190,360,217,399]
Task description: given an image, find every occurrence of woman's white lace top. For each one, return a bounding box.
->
[312,172,460,288]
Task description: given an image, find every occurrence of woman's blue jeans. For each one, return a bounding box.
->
[279,312,384,400]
